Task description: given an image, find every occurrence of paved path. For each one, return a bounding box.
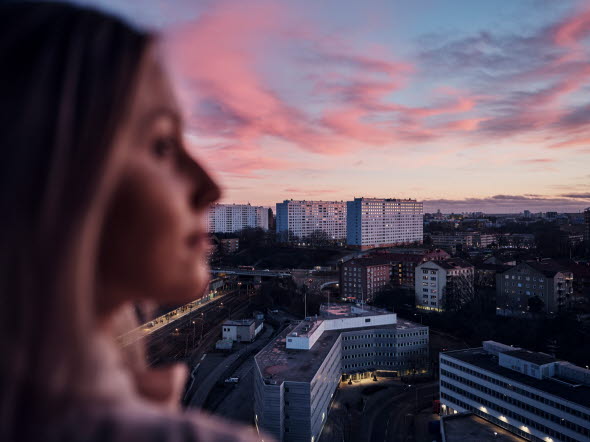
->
[188,325,275,408]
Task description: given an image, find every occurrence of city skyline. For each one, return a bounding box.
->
[81,0,590,212]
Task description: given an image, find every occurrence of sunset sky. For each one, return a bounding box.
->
[80,0,590,213]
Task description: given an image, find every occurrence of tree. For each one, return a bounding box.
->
[442,273,475,312]
[528,295,545,314]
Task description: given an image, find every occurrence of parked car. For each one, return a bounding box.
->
[224,377,239,384]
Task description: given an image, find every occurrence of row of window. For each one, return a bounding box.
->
[441,374,589,436]
[440,386,588,441]
[440,358,590,421]
[504,275,546,282]
[440,391,580,442]
[342,331,426,340]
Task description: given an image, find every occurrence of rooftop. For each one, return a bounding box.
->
[524,259,570,278]
[422,258,473,270]
[255,319,425,384]
[319,303,391,319]
[443,348,590,409]
[502,349,556,366]
[255,324,341,384]
[443,413,525,441]
[223,319,255,326]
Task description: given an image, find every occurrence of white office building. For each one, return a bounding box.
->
[275,200,347,241]
[208,203,268,233]
[346,198,423,249]
[440,341,590,442]
[254,304,428,442]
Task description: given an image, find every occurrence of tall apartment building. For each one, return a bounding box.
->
[254,304,428,442]
[440,341,590,442]
[584,208,590,252]
[415,258,475,312]
[275,200,347,242]
[496,260,574,316]
[207,203,269,233]
[346,198,423,249]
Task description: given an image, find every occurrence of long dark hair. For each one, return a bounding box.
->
[0,2,152,438]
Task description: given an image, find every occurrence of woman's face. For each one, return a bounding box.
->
[98,50,220,313]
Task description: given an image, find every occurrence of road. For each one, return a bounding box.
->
[187,324,275,409]
[370,382,438,442]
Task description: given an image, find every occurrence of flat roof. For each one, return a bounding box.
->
[319,303,391,318]
[289,318,324,338]
[443,413,525,441]
[223,319,254,326]
[255,324,341,384]
[443,348,590,409]
[255,321,426,384]
[502,349,556,366]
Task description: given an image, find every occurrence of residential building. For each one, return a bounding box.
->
[208,203,269,233]
[340,257,392,303]
[475,264,511,288]
[585,208,590,252]
[268,207,276,232]
[254,304,428,442]
[496,260,574,316]
[346,198,423,249]
[276,200,346,242]
[430,232,497,250]
[221,318,262,342]
[380,249,450,288]
[415,258,475,312]
[219,238,239,254]
[440,341,590,442]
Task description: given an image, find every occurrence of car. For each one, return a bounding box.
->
[224,377,239,384]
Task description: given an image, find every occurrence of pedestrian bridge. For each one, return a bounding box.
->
[211,268,292,278]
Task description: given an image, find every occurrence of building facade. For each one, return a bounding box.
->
[415,259,475,312]
[430,232,497,250]
[275,200,347,242]
[340,257,392,303]
[440,341,590,442]
[254,304,428,442]
[386,249,451,288]
[208,203,269,233]
[584,208,590,253]
[346,198,423,249]
[496,260,574,316]
[221,319,261,342]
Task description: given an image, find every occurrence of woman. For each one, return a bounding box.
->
[0,2,266,441]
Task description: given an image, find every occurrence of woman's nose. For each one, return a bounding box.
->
[188,159,221,210]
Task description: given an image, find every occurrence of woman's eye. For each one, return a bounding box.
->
[152,137,177,159]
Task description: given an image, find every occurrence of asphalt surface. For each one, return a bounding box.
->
[370,382,439,442]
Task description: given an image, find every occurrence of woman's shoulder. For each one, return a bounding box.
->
[67,402,265,442]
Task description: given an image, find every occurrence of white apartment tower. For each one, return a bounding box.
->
[346,198,423,249]
[275,200,347,241]
[207,203,269,233]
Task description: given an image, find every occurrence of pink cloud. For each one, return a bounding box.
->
[553,8,590,47]
[165,0,484,164]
